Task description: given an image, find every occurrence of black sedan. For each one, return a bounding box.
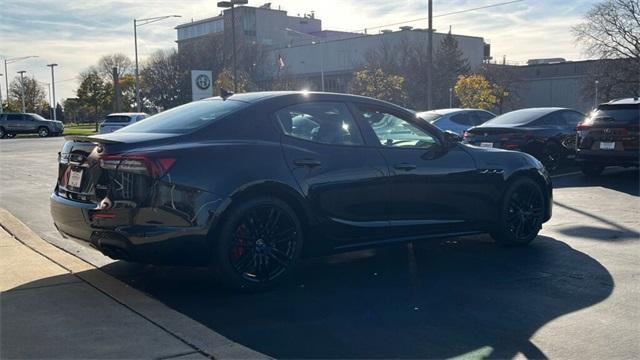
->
[51,92,552,291]
[463,108,584,170]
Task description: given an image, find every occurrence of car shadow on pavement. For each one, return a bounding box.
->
[552,168,639,197]
[102,235,614,359]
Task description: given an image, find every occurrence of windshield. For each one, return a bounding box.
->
[31,114,47,121]
[118,99,249,134]
[481,109,552,127]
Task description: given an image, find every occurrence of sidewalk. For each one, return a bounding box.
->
[0,209,267,359]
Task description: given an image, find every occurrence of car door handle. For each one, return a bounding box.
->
[394,163,417,171]
[293,158,322,167]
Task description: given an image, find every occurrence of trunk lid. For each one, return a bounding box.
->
[56,133,178,206]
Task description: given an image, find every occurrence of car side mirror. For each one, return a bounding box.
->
[443,130,463,145]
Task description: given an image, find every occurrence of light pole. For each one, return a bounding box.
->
[449,87,453,108]
[311,41,325,91]
[427,0,433,110]
[134,15,181,112]
[594,80,599,108]
[4,56,38,101]
[218,0,248,93]
[47,63,58,120]
[17,70,26,113]
[0,73,3,113]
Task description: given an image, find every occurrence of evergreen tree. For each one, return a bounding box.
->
[433,33,470,108]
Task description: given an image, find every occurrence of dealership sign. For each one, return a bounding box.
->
[191,70,213,101]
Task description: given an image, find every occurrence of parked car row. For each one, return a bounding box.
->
[0,112,64,138]
[420,98,639,175]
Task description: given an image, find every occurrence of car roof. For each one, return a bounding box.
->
[107,113,148,116]
[603,98,640,105]
[200,91,406,107]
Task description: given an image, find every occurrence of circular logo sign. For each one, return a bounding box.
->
[196,74,211,90]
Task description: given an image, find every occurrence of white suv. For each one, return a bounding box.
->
[99,113,149,134]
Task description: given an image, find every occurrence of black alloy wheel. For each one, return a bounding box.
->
[38,127,50,137]
[492,177,544,246]
[213,197,303,291]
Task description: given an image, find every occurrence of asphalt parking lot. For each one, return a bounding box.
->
[1,136,638,359]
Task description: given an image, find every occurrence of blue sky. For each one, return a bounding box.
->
[0,0,600,102]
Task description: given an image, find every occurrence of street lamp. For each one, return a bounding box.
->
[134,15,181,112]
[218,0,248,93]
[47,63,58,120]
[4,56,38,101]
[17,70,26,113]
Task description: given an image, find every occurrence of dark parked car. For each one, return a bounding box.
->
[463,107,584,170]
[0,112,64,138]
[99,112,149,134]
[576,98,639,176]
[51,92,552,291]
[417,108,496,135]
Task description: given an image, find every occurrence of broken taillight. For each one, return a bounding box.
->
[100,154,175,178]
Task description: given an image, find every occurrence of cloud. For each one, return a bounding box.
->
[0,0,598,102]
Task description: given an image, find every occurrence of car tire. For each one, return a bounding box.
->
[490,177,544,247]
[211,196,303,292]
[0,127,5,139]
[38,127,50,137]
[581,163,604,177]
[6,133,16,138]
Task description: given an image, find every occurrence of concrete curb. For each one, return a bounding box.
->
[0,208,270,359]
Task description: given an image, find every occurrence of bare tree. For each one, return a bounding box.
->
[572,0,640,98]
[98,53,133,83]
[572,0,640,61]
[8,75,48,113]
[141,49,189,111]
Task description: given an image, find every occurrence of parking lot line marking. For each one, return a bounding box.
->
[550,171,583,179]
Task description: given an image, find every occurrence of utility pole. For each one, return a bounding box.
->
[218,1,248,93]
[594,80,599,108]
[113,67,120,112]
[47,63,58,120]
[0,73,3,113]
[4,56,38,102]
[427,0,433,110]
[449,87,453,108]
[17,70,26,113]
[134,19,140,112]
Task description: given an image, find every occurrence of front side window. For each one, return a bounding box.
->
[450,113,474,126]
[275,102,364,146]
[357,106,438,149]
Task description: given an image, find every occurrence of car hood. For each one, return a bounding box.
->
[461,143,545,173]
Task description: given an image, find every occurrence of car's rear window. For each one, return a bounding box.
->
[594,104,639,123]
[482,109,552,127]
[416,112,442,123]
[117,99,249,134]
[104,115,133,123]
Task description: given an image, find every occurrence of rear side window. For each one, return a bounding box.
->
[450,113,474,126]
[561,111,584,127]
[104,116,132,123]
[275,102,364,146]
[119,99,249,134]
[474,111,494,124]
[6,114,22,121]
[533,112,562,126]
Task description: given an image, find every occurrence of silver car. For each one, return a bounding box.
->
[99,112,149,134]
[417,108,496,135]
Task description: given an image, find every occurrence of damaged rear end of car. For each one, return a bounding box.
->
[51,134,220,265]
